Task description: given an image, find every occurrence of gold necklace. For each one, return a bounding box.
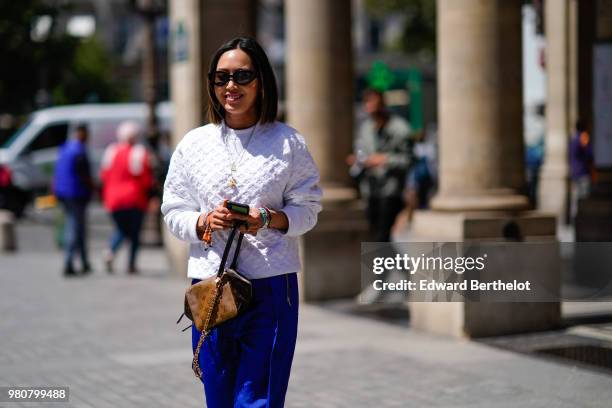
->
[222,122,256,188]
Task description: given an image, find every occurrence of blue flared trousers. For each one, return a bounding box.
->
[60,198,89,269]
[191,273,299,408]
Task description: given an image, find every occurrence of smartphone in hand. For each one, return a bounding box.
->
[225,200,249,215]
[224,200,249,227]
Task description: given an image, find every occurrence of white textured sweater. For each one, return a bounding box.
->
[161,121,322,280]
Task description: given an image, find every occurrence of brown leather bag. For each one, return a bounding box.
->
[179,226,252,379]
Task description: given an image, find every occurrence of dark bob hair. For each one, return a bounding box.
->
[206,37,278,125]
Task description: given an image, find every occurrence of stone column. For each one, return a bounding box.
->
[538,0,571,222]
[199,0,257,95]
[169,0,255,147]
[286,0,368,300]
[166,0,255,278]
[286,0,353,187]
[409,0,559,338]
[169,0,204,150]
[431,0,528,212]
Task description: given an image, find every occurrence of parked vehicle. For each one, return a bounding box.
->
[0,103,173,217]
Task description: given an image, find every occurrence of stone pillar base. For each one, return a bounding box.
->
[576,171,612,241]
[431,191,529,212]
[162,227,189,279]
[141,197,163,246]
[576,195,612,241]
[574,172,612,286]
[410,301,561,338]
[300,187,368,301]
[408,210,561,338]
[538,163,570,223]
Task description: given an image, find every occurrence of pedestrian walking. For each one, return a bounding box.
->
[348,88,414,303]
[569,119,594,221]
[161,37,321,407]
[100,120,154,274]
[392,127,437,235]
[525,135,544,208]
[347,88,414,242]
[53,124,94,276]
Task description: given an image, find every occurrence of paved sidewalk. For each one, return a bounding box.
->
[1,212,612,407]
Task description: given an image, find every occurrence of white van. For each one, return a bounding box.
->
[0,102,173,216]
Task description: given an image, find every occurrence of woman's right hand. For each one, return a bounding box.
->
[203,204,234,232]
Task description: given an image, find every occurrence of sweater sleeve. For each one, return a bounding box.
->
[160,139,202,243]
[281,135,323,237]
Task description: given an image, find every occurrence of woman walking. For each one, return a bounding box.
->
[161,37,322,407]
[100,120,154,274]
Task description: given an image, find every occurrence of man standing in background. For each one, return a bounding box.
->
[348,88,414,242]
[53,124,94,276]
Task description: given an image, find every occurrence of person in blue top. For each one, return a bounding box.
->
[569,119,594,220]
[53,124,94,276]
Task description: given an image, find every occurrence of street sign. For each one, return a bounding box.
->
[365,61,424,131]
[366,61,395,91]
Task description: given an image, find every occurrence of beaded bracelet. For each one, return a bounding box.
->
[263,207,272,229]
[259,207,269,229]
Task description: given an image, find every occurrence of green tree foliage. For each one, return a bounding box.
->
[0,0,59,113]
[0,1,126,114]
[364,0,436,55]
[52,38,127,105]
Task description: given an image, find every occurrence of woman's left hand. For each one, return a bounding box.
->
[228,207,264,235]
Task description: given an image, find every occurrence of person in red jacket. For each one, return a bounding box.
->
[100,121,154,274]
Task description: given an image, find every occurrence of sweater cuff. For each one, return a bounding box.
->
[282,205,313,237]
[185,211,203,243]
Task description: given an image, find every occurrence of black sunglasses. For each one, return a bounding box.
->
[210,70,257,86]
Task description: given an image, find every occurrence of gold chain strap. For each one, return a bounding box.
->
[192,276,225,379]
